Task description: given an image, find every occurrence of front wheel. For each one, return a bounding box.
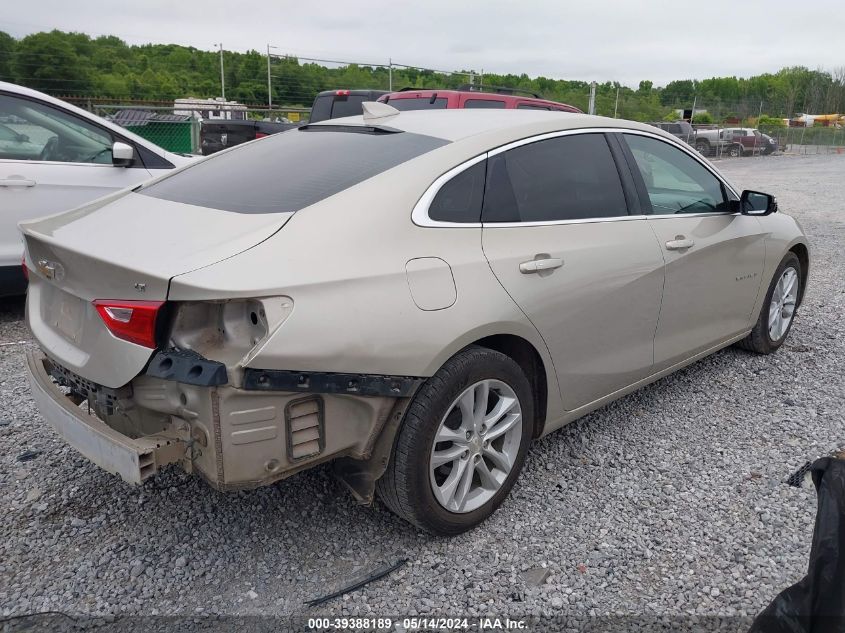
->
[737,252,801,354]
[376,347,533,535]
[695,141,710,156]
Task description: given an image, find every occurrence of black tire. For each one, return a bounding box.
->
[376,346,534,535]
[736,252,801,354]
[695,141,710,156]
[729,143,743,158]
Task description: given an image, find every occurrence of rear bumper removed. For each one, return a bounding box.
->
[26,351,186,484]
[27,350,423,500]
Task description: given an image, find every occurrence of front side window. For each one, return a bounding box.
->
[0,94,114,163]
[624,134,729,215]
[482,133,628,223]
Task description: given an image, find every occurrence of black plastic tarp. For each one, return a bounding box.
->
[750,457,845,633]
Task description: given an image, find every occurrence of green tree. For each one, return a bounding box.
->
[13,30,93,94]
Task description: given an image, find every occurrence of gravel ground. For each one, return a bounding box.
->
[1,154,843,627]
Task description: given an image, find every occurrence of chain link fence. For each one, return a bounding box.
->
[62,97,308,154]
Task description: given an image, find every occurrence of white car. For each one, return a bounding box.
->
[0,81,195,296]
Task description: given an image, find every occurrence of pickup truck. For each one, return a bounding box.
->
[200,119,298,155]
[692,127,778,157]
[199,89,389,155]
[647,121,696,145]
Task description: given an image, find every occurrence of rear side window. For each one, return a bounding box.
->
[389,97,449,111]
[140,128,449,214]
[483,133,628,223]
[464,99,506,109]
[429,160,486,223]
[517,104,551,110]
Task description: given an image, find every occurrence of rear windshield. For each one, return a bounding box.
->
[388,97,449,111]
[329,95,368,119]
[309,95,369,122]
[140,127,449,214]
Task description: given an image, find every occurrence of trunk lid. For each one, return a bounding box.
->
[21,191,292,388]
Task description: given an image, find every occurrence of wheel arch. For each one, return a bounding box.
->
[422,324,558,439]
[789,241,810,308]
[469,334,549,439]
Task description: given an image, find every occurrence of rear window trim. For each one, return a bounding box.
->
[412,127,739,228]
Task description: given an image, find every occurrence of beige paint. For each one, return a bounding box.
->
[20,109,809,491]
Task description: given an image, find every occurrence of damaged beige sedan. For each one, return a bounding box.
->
[22,104,809,534]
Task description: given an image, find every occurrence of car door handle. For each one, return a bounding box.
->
[0,178,36,187]
[519,258,563,274]
[665,237,695,250]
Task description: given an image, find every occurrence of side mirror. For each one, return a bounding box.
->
[740,190,777,216]
[112,141,135,167]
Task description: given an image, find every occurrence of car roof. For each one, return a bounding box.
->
[317,108,675,145]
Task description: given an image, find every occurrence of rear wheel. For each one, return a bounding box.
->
[377,347,533,535]
[729,143,743,157]
[737,252,801,354]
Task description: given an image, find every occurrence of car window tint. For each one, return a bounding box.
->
[428,160,486,223]
[330,95,367,119]
[624,134,728,215]
[464,99,506,109]
[141,128,449,214]
[0,94,113,163]
[482,133,628,223]
[517,104,551,110]
[309,96,333,123]
[388,98,449,111]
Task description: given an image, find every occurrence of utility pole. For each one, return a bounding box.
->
[588,81,597,115]
[388,58,393,92]
[267,45,272,109]
[613,85,620,118]
[218,43,226,101]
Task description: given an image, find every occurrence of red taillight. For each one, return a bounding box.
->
[21,255,28,281]
[335,89,350,96]
[255,131,268,139]
[93,300,164,348]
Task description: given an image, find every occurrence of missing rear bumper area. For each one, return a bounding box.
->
[26,351,188,485]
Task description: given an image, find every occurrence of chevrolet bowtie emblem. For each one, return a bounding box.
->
[36,259,65,281]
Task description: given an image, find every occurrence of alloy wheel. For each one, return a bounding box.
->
[429,379,523,513]
[768,267,799,341]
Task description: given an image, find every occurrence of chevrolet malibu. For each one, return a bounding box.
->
[22,105,809,535]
